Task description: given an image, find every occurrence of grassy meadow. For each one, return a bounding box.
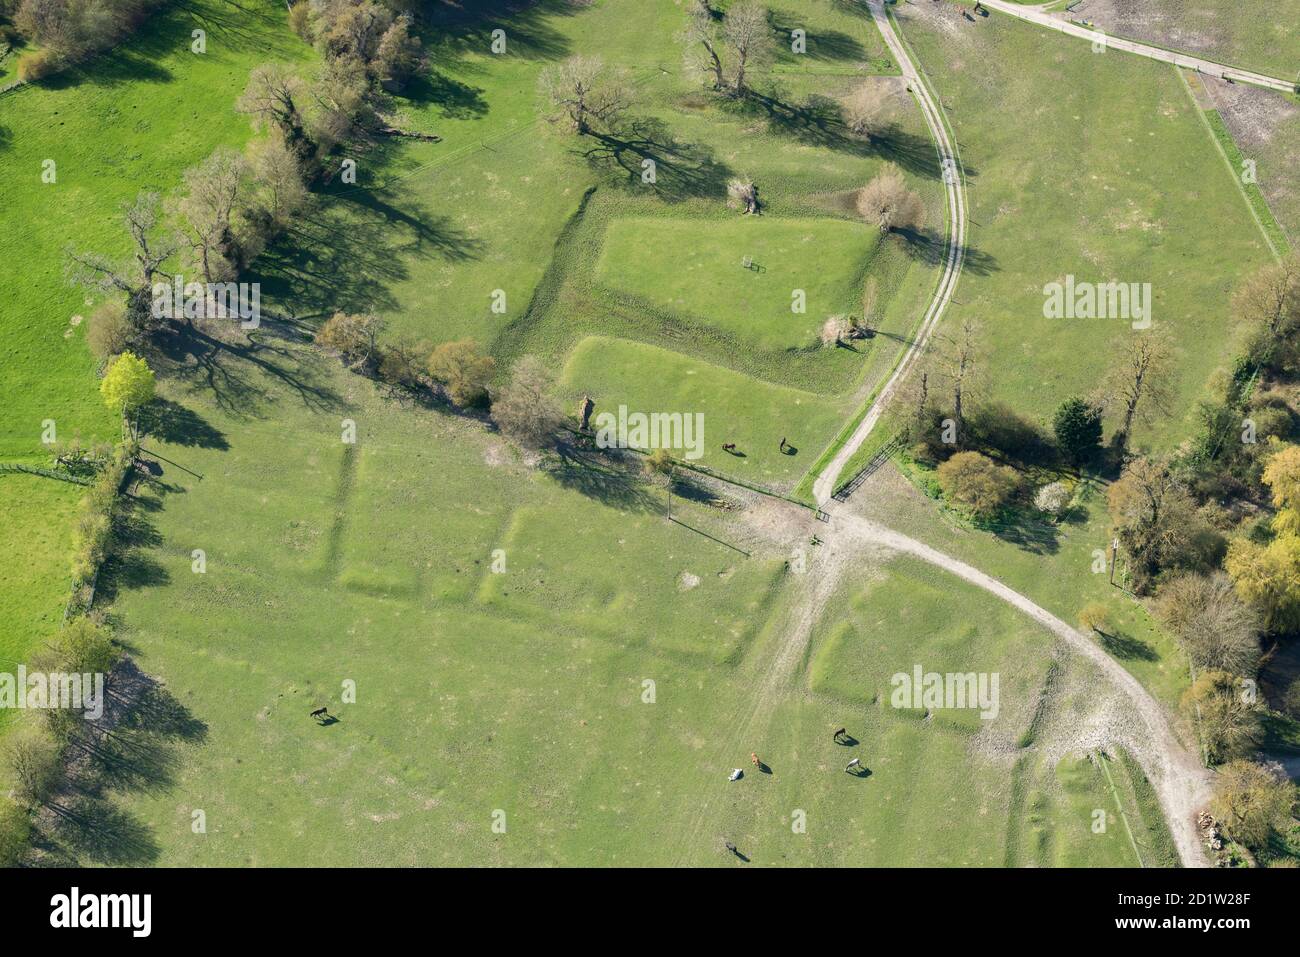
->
[897,3,1276,451]
[6,0,1273,868]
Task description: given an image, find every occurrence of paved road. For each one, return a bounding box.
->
[811,0,968,507]
[979,0,1296,93]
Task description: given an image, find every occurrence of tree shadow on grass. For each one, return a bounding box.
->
[769,13,870,64]
[37,0,299,92]
[422,0,578,67]
[138,398,229,450]
[985,509,1061,556]
[34,660,207,866]
[406,69,490,119]
[580,117,734,202]
[546,443,661,513]
[252,189,483,324]
[151,319,343,420]
[1096,629,1159,662]
[892,227,999,277]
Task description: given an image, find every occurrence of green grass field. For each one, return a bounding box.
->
[595,216,880,350]
[0,474,82,733]
[4,0,1259,868]
[560,336,847,486]
[0,0,308,460]
[30,341,1157,864]
[898,4,1276,450]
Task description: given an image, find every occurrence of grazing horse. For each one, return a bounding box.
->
[751,752,761,768]
[833,727,846,742]
[722,443,736,453]
[845,758,862,773]
[310,707,330,722]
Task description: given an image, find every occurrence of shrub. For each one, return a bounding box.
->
[288,0,312,40]
[1155,573,1260,676]
[1183,670,1263,765]
[1033,481,1070,518]
[645,447,674,476]
[86,298,133,361]
[936,451,1020,519]
[377,338,428,391]
[3,722,63,808]
[316,311,385,372]
[0,799,30,867]
[16,46,58,81]
[427,340,495,407]
[1211,761,1296,851]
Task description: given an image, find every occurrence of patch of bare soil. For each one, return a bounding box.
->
[894,0,976,53]
[1201,74,1300,243]
[1076,0,1221,60]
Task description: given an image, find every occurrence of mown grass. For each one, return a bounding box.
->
[260,0,947,498]
[56,336,1079,866]
[793,552,1160,867]
[807,554,1052,735]
[595,216,879,351]
[2,0,1207,866]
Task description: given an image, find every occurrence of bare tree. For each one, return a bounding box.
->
[856,164,924,233]
[171,147,250,285]
[1102,327,1174,450]
[722,1,773,97]
[246,133,309,233]
[1233,254,1300,365]
[1155,572,1261,676]
[932,315,982,443]
[491,356,563,450]
[843,81,893,139]
[538,56,631,135]
[66,191,178,331]
[309,55,378,152]
[679,4,727,91]
[820,315,851,348]
[238,64,316,167]
[727,177,759,214]
[316,311,386,373]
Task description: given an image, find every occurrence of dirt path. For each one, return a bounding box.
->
[978,0,1295,92]
[832,511,1214,867]
[675,0,1214,868]
[812,0,968,506]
